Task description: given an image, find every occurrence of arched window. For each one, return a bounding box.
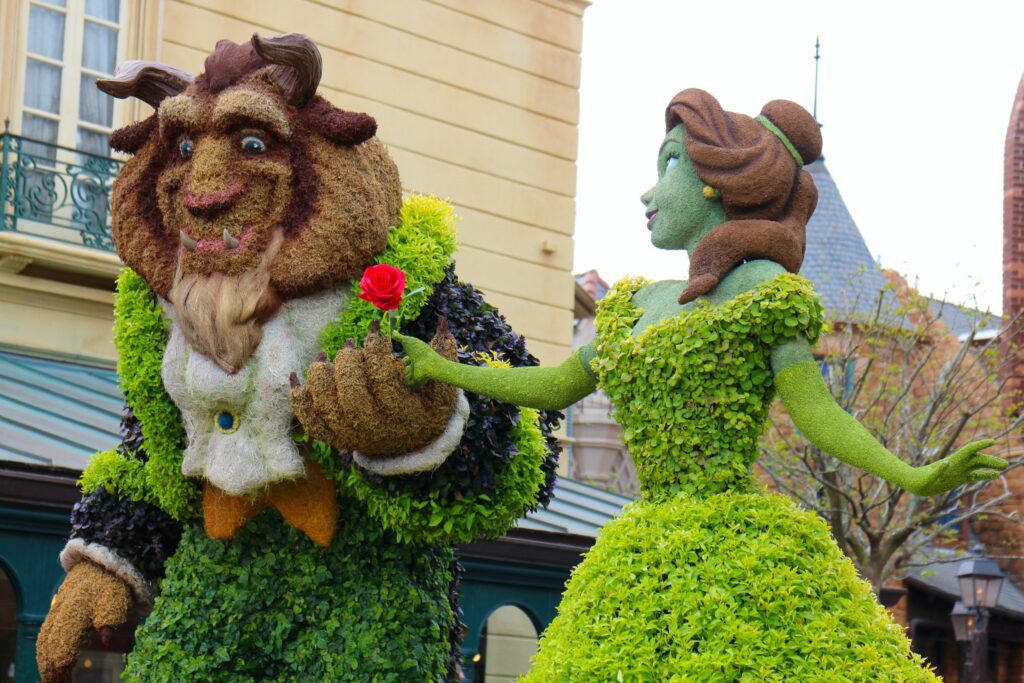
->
[472,605,539,682]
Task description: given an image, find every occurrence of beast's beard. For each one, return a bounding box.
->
[168,230,284,374]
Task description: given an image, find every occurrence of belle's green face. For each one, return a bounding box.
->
[640,124,726,251]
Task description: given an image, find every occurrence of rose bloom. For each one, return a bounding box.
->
[358,264,406,311]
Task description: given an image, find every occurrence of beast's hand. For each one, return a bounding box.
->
[36,561,132,683]
[291,320,459,457]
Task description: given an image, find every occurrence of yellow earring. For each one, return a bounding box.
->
[702,185,718,200]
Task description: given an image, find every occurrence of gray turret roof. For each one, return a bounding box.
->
[800,159,900,323]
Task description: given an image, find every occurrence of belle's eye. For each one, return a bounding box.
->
[666,155,679,171]
[178,138,194,160]
[240,134,266,155]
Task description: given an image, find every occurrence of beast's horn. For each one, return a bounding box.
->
[97,61,194,108]
[251,33,322,107]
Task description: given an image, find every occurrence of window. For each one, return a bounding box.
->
[10,0,124,244]
[474,605,539,682]
[19,0,124,156]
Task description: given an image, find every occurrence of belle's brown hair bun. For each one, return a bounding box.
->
[759,100,822,166]
[665,89,821,304]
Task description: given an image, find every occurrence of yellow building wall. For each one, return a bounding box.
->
[0,0,587,366]
[151,0,586,364]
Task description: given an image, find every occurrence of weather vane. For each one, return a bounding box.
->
[813,36,822,126]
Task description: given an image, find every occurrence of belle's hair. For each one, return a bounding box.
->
[665,89,822,304]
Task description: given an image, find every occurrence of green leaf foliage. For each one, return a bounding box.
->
[80,269,200,520]
[126,512,457,682]
[320,193,458,356]
[324,398,547,545]
[530,273,938,680]
[592,273,824,500]
[525,491,938,682]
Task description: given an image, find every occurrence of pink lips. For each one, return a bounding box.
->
[646,210,658,230]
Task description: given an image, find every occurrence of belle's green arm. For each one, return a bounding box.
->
[393,333,598,411]
[771,338,1007,496]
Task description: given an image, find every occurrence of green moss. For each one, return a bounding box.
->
[592,273,823,500]
[80,269,199,520]
[524,491,938,682]
[320,193,457,356]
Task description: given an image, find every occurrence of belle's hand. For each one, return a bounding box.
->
[393,327,449,388]
[905,439,1007,496]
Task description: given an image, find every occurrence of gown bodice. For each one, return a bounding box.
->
[592,273,824,499]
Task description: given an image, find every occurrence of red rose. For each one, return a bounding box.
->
[358,264,406,311]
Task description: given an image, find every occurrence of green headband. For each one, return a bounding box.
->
[756,115,804,167]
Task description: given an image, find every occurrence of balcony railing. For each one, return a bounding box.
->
[0,133,122,252]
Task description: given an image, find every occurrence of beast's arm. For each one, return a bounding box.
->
[770,337,1007,495]
[38,271,191,683]
[37,406,183,683]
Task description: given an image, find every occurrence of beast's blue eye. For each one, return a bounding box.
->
[240,134,266,154]
[178,138,194,159]
[666,155,679,171]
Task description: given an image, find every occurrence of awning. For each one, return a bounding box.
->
[0,349,121,469]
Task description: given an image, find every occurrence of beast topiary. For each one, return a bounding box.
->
[36,34,557,683]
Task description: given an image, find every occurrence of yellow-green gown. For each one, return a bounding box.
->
[524,273,939,683]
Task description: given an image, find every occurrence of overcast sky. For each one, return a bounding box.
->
[572,1,1024,314]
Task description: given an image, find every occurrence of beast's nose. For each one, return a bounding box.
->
[182,178,245,218]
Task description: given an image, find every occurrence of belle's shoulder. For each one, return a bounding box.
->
[729,260,789,291]
[633,279,684,305]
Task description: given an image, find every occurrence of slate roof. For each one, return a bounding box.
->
[905,556,1024,618]
[801,159,902,323]
[922,297,1002,340]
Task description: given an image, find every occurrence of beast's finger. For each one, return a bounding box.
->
[363,332,411,422]
[90,587,130,635]
[333,341,381,435]
[306,360,352,446]
[291,380,337,445]
[364,320,393,355]
[429,317,458,362]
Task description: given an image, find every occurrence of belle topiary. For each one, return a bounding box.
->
[35,34,559,682]
[397,89,1007,680]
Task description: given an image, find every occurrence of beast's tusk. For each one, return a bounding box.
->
[180,230,197,251]
[223,229,240,249]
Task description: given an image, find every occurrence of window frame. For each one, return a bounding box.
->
[11,0,130,154]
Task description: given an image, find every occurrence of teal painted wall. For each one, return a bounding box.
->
[0,505,68,683]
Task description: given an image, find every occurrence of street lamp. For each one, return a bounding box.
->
[950,601,974,643]
[950,556,1005,683]
[957,558,1005,610]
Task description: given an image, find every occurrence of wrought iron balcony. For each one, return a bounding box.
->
[0,133,122,252]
